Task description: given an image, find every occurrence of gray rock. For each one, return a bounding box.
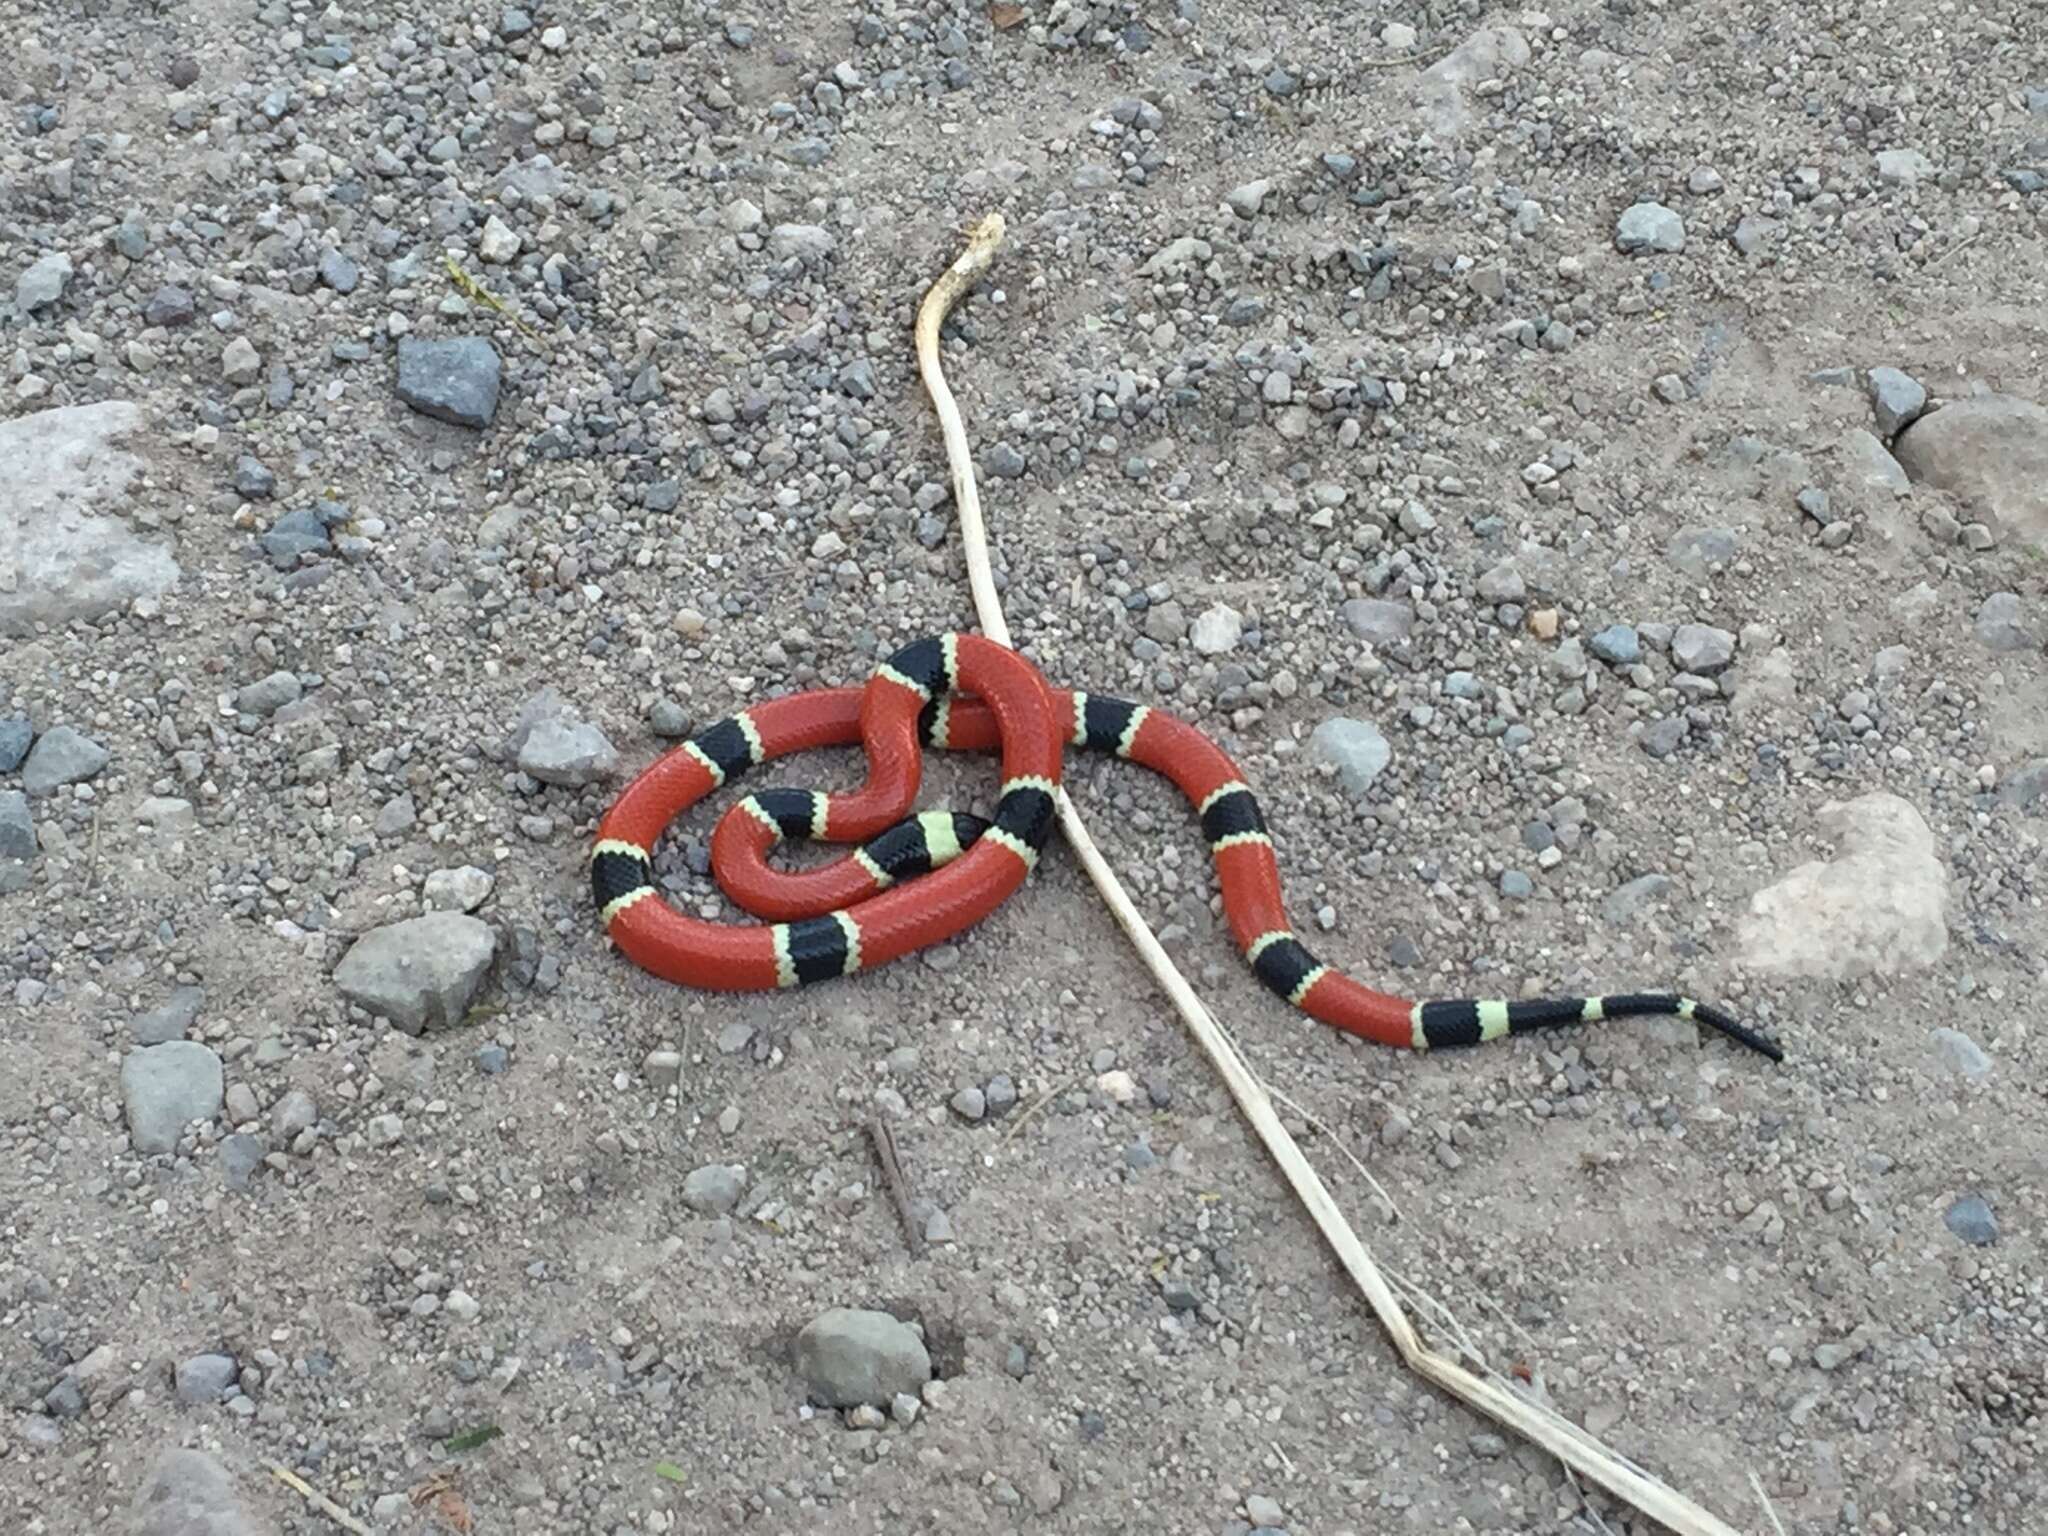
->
[395,337,503,428]
[16,251,73,311]
[792,1307,931,1408]
[516,717,618,786]
[144,285,195,327]
[681,1163,746,1215]
[235,670,301,716]
[1731,215,1778,254]
[121,1041,226,1154]
[1308,718,1392,795]
[984,442,1027,478]
[1927,1028,1991,1080]
[423,865,494,912]
[220,336,261,385]
[1875,147,1935,183]
[0,790,32,863]
[0,401,180,635]
[21,725,109,795]
[333,912,498,1034]
[1974,592,2035,653]
[1476,561,1526,603]
[128,1448,262,1536]
[0,714,30,772]
[1615,201,1685,254]
[1588,624,1641,665]
[134,987,205,1045]
[1866,368,1927,437]
[1639,717,1688,759]
[317,248,360,293]
[1892,394,2048,552]
[44,1376,86,1419]
[1671,623,1736,674]
[1224,178,1273,218]
[1246,1493,1287,1527]
[231,456,276,499]
[950,1086,986,1120]
[1842,428,1910,497]
[258,504,337,569]
[272,1088,318,1140]
[1943,1195,1997,1246]
[1339,597,1414,645]
[767,224,835,262]
[220,1134,265,1189]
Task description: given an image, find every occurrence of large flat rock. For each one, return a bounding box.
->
[0,401,180,634]
[1891,393,2048,551]
[1735,793,1948,982]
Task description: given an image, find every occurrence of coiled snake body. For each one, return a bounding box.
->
[590,632,1783,1061]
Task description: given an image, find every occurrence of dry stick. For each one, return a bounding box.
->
[269,1462,374,1536]
[914,214,1756,1536]
[866,1114,928,1257]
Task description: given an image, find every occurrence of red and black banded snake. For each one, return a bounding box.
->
[589,631,1783,1060]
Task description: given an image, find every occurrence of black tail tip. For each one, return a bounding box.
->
[1693,1002,1785,1063]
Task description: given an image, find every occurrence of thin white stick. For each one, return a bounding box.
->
[914,215,1754,1536]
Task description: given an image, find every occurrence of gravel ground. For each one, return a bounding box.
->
[3,2,2045,1534]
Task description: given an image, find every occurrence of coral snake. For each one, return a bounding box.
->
[589,632,1783,1061]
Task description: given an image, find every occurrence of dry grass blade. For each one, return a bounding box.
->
[913,215,1758,1536]
[268,1463,373,1535]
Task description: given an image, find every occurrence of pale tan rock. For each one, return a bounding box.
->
[1737,793,1948,980]
[1892,393,2048,550]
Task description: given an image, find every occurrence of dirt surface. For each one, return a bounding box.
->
[2,3,2045,1534]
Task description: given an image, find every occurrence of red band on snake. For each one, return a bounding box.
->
[590,633,1782,1061]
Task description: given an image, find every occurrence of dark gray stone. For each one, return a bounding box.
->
[257,505,334,568]
[1338,597,1414,645]
[0,790,32,863]
[1588,624,1640,665]
[1943,1195,1997,1246]
[317,248,360,293]
[21,725,108,795]
[231,456,275,499]
[1867,367,1927,437]
[681,1163,746,1215]
[143,285,195,327]
[121,1042,225,1154]
[219,1134,265,1189]
[395,337,503,428]
[793,1308,930,1408]
[1616,201,1685,254]
[0,714,30,771]
[173,1352,240,1404]
[134,987,205,1044]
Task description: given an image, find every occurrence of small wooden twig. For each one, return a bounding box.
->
[999,1075,1076,1145]
[269,1463,373,1535]
[1930,230,1984,269]
[866,1115,927,1257]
